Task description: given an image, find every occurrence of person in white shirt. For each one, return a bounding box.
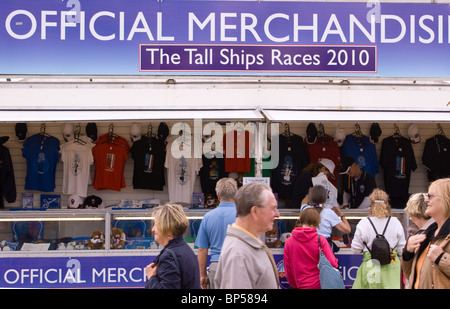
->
[351,188,406,289]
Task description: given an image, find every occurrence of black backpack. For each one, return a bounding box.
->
[364,217,392,265]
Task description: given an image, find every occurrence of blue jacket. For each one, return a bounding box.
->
[145,236,200,289]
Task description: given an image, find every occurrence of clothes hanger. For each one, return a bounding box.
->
[437,124,446,137]
[73,123,86,145]
[39,123,55,145]
[39,123,53,138]
[393,123,401,138]
[104,123,120,144]
[317,123,328,145]
[352,123,362,138]
[352,123,364,146]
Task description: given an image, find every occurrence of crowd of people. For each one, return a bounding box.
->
[144,157,450,289]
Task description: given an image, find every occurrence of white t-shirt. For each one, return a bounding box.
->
[351,216,406,255]
[312,172,338,209]
[165,136,202,204]
[60,136,94,197]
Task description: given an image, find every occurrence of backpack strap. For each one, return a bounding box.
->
[364,216,392,252]
[381,216,391,236]
[367,216,391,236]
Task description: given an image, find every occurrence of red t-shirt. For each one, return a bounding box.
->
[92,136,129,191]
[306,135,341,186]
[223,130,252,173]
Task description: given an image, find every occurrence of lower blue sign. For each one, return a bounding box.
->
[0,253,363,288]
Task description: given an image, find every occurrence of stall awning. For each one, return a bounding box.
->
[5,108,449,123]
[261,109,450,123]
[0,108,264,122]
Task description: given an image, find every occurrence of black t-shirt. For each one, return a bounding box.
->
[130,136,166,190]
[422,135,450,182]
[271,134,310,200]
[342,170,376,209]
[199,154,228,197]
[288,171,313,208]
[380,135,417,208]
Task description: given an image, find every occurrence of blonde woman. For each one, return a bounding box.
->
[404,193,434,237]
[351,189,406,289]
[145,203,200,289]
[401,178,450,289]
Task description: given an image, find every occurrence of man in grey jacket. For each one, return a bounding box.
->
[214,182,280,289]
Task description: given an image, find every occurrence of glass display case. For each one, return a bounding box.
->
[0,207,410,288]
[0,208,409,253]
[0,209,107,252]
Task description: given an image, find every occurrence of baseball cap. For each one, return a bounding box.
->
[306,123,318,144]
[15,123,27,141]
[339,156,355,174]
[62,123,74,142]
[318,158,336,178]
[408,123,421,144]
[83,195,103,209]
[67,194,84,209]
[370,123,382,143]
[158,122,169,141]
[334,126,346,147]
[86,123,98,142]
[130,123,142,142]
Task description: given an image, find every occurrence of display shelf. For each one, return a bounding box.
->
[0,207,410,288]
[0,207,409,255]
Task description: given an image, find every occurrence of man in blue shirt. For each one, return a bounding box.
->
[340,156,376,209]
[195,177,238,289]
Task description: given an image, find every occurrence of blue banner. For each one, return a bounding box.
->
[0,1,449,77]
[0,253,363,289]
[0,256,150,288]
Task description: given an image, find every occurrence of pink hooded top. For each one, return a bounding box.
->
[283,227,339,289]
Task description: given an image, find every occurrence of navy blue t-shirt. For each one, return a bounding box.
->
[341,134,379,176]
[22,134,60,192]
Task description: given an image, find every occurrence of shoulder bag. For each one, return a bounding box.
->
[318,235,345,289]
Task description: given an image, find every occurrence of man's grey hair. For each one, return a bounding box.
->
[215,177,238,201]
[235,182,272,217]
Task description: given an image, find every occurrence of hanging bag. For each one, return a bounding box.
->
[318,235,345,289]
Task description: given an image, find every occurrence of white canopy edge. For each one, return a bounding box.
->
[262,109,450,123]
[0,109,264,122]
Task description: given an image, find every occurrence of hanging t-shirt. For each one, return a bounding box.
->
[223,130,252,173]
[0,137,16,208]
[341,134,379,176]
[22,133,61,192]
[130,135,166,191]
[271,134,310,200]
[165,136,202,204]
[199,154,228,197]
[422,135,450,182]
[306,135,341,186]
[60,136,94,197]
[92,135,129,191]
[380,135,417,208]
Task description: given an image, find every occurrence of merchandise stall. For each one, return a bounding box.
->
[0,0,449,289]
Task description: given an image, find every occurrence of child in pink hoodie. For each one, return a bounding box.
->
[284,208,339,289]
